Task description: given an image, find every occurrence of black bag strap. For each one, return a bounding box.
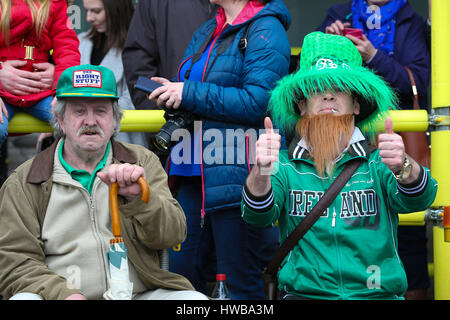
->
[184,21,254,80]
[184,28,216,80]
[265,158,364,276]
[238,20,253,54]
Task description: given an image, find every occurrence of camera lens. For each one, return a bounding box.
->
[151,110,195,155]
[152,133,170,151]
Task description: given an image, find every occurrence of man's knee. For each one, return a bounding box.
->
[9,292,44,300]
[136,288,209,300]
[172,290,209,300]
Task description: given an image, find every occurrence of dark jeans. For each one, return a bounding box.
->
[169,176,279,299]
[0,96,53,147]
[397,226,430,290]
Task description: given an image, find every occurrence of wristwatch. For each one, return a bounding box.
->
[394,155,412,181]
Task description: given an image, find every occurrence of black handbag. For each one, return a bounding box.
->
[262,158,363,300]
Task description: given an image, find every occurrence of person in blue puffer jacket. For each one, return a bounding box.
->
[148,0,291,299]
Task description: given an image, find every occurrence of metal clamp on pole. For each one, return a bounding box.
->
[425,208,444,225]
[429,108,450,131]
[425,207,450,243]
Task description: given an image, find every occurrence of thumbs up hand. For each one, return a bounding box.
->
[255,117,281,175]
[378,117,406,174]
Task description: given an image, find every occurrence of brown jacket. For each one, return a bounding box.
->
[0,139,193,300]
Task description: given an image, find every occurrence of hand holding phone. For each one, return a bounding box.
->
[135,76,163,94]
[342,28,363,40]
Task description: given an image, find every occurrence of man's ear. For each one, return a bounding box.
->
[353,97,360,115]
[114,110,123,131]
[56,114,66,134]
[298,100,307,116]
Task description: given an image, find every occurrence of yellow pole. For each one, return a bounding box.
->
[7,110,166,133]
[431,0,450,300]
[8,109,429,134]
[398,211,426,226]
[377,109,429,132]
[119,110,165,132]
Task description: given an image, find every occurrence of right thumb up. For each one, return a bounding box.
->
[264,116,274,134]
[255,117,281,175]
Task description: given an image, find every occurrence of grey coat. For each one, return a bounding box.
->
[122,0,217,109]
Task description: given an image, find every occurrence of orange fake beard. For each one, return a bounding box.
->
[296,114,354,177]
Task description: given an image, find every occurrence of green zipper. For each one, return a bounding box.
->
[331,208,346,299]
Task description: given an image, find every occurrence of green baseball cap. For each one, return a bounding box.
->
[56,64,119,99]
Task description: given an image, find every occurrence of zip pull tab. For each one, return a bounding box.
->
[90,198,95,222]
[200,209,206,228]
[332,210,336,228]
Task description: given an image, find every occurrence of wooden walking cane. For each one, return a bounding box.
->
[109,176,150,243]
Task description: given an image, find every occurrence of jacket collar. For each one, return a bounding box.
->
[395,2,416,25]
[288,127,371,161]
[213,1,265,37]
[26,138,137,184]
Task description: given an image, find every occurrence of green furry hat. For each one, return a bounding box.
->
[269,31,398,141]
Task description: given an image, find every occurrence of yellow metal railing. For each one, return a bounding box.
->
[7,109,431,134]
[7,109,166,134]
[430,0,450,300]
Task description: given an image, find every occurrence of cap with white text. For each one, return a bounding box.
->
[56,64,119,99]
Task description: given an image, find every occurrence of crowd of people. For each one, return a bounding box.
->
[0,0,437,300]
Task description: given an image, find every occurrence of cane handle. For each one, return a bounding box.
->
[109,176,150,238]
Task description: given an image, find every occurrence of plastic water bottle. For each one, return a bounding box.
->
[210,274,231,300]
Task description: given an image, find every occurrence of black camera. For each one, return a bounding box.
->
[133,76,195,157]
[151,109,195,154]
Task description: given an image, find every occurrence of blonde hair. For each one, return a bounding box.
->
[0,0,51,46]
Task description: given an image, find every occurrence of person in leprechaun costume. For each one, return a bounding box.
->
[241,32,437,300]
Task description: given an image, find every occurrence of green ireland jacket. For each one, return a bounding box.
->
[242,129,438,300]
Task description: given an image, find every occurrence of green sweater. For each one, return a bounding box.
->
[242,130,438,300]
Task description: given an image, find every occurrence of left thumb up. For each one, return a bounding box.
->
[384,117,394,134]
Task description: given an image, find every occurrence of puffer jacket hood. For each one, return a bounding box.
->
[261,0,291,30]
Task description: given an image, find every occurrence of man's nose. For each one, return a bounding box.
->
[322,92,335,101]
[83,110,97,125]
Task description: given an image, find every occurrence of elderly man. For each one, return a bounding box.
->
[0,64,207,300]
[242,32,437,300]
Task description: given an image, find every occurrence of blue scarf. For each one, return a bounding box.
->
[351,0,406,56]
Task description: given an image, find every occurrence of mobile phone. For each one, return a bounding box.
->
[342,28,363,40]
[135,76,163,94]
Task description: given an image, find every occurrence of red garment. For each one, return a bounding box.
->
[0,0,80,107]
[212,0,265,37]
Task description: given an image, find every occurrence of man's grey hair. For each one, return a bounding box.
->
[51,99,123,139]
